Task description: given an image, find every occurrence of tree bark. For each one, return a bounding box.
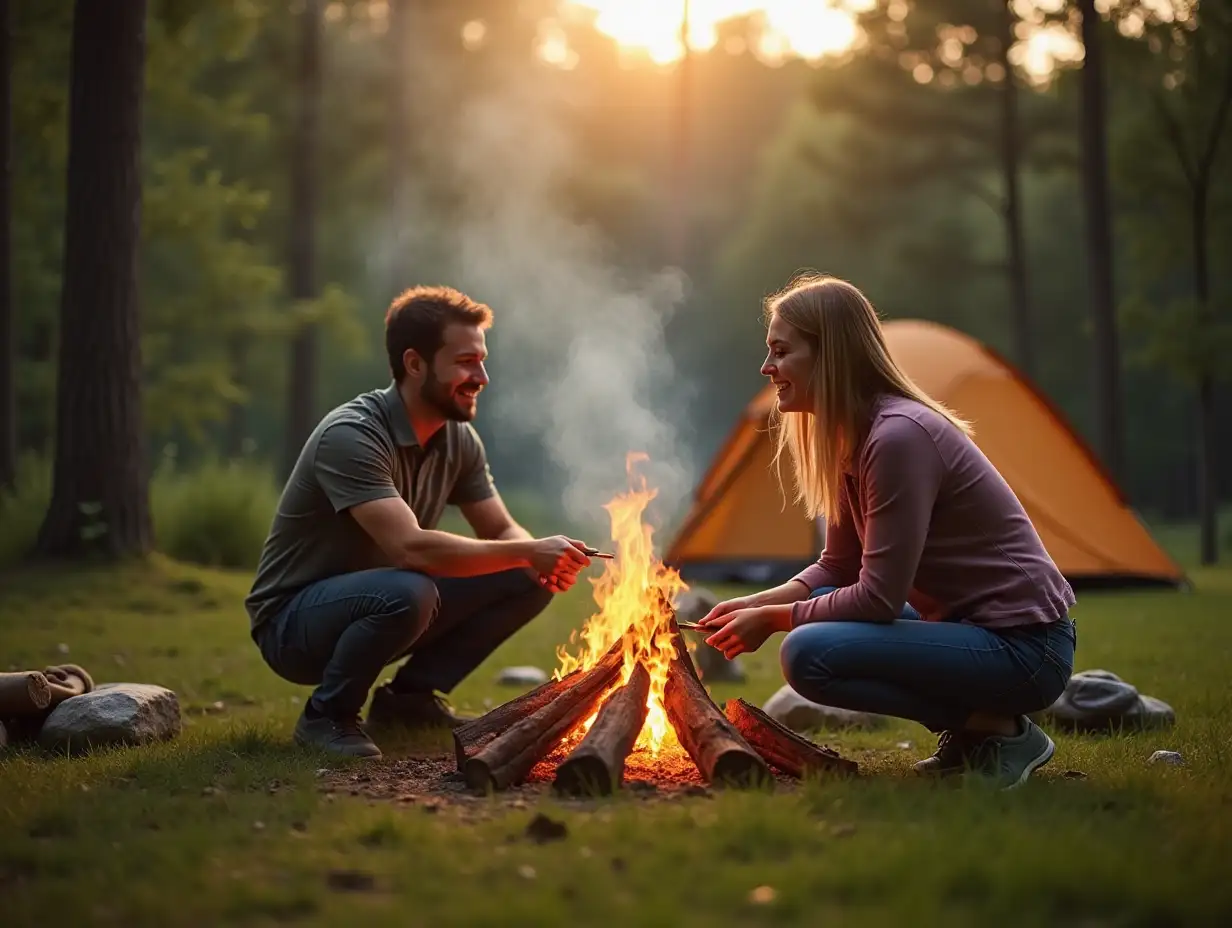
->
[463,652,626,792]
[663,628,769,786]
[724,698,858,778]
[553,663,651,796]
[36,0,151,558]
[996,1,1033,380]
[0,0,14,492]
[1193,182,1218,565]
[0,671,51,716]
[283,0,321,477]
[452,634,627,769]
[1077,0,1124,485]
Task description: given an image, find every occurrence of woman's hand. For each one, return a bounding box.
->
[700,604,793,659]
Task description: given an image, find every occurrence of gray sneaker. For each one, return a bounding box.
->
[966,716,1055,789]
[913,730,976,776]
[294,710,382,759]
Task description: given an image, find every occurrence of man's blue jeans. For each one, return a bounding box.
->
[779,587,1076,732]
[254,568,552,719]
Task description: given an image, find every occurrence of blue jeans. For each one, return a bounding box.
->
[254,568,552,719]
[779,587,1076,732]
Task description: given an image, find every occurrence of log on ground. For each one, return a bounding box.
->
[463,644,628,792]
[725,698,858,777]
[553,663,651,797]
[0,671,52,716]
[452,635,627,769]
[663,626,770,787]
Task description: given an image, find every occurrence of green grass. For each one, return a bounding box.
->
[2,557,1232,926]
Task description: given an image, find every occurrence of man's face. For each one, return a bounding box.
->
[412,322,489,422]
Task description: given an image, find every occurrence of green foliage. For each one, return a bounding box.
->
[0,455,52,568]
[150,456,279,569]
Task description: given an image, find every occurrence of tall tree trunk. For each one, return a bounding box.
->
[996,1,1033,380]
[1077,0,1124,485]
[36,0,151,558]
[1192,182,1217,565]
[387,0,411,301]
[0,0,14,492]
[283,0,321,477]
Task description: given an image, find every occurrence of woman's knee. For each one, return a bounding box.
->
[779,624,842,692]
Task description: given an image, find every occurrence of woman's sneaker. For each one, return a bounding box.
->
[967,716,1055,789]
[913,730,977,776]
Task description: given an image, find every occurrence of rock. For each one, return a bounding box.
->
[762,684,886,732]
[1147,750,1185,766]
[496,666,548,687]
[1045,669,1175,733]
[674,587,745,683]
[38,683,181,753]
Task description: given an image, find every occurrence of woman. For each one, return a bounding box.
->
[698,274,1076,789]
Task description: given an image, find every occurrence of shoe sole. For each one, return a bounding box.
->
[1002,732,1055,790]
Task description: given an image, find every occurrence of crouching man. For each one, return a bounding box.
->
[245,286,594,759]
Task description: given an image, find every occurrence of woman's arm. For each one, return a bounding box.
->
[791,417,944,625]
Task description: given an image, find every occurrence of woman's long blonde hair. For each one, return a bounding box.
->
[767,273,972,525]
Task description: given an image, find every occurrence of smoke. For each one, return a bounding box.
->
[402,56,697,537]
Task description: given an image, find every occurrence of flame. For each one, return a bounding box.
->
[555,453,688,755]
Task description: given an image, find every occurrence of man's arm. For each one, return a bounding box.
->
[459,494,533,542]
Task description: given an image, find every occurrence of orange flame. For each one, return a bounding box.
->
[555,453,688,755]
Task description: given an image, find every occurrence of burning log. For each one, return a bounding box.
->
[463,643,627,792]
[664,628,770,787]
[725,698,859,778]
[553,663,651,797]
[452,635,626,769]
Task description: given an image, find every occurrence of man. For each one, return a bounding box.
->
[246,286,594,759]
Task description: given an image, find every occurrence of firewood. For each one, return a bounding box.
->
[0,671,52,716]
[452,634,627,769]
[725,698,859,777]
[463,651,626,792]
[663,627,770,787]
[553,663,651,797]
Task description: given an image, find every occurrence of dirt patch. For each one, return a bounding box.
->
[317,742,799,810]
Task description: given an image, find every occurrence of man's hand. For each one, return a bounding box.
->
[700,605,793,659]
[528,536,591,594]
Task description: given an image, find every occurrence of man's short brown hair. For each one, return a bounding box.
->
[385,285,493,382]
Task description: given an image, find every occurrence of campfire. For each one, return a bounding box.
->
[454,456,858,795]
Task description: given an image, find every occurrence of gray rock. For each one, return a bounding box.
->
[496,666,548,687]
[674,587,745,683]
[38,682,181,753]
[762,684,887,732]
[1045,669,1175,733]
[1147,750,1185,766]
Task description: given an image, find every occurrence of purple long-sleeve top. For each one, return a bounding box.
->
[790,395,1075,629]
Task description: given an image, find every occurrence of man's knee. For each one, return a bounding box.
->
[374,572,439,642]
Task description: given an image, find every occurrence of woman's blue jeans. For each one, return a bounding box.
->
[779,587,1076,732]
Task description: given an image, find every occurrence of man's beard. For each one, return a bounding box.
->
[421,369,477,422]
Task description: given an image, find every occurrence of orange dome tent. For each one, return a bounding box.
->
[665,320,1185,590]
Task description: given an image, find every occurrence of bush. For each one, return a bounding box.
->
[151,457,279,569]
[0,455,53,568]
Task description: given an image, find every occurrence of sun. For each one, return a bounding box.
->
[559,0,868,66]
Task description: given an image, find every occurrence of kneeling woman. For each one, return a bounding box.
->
[699,275,1076,788]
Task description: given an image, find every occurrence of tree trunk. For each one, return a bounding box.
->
[0,0,14,492]
[1192,182,1218,565]
[553,663,651,796]
[462,654,625,792]
[663,628,769,786]
[724,698,858,777]
[1077,0,1124,485]
[36,0,151,558]
[996,1,1033,380]
[283,0,321,477]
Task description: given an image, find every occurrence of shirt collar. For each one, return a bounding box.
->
[380,382,419,448]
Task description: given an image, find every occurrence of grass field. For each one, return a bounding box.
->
[2,554,1231,927]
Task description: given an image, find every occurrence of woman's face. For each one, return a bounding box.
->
[761,313,814,413]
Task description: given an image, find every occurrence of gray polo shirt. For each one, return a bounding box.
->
[245,383,496,631]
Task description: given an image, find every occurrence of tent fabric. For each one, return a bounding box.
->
[665,319,1185,589]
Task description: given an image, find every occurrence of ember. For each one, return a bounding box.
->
[452,455,857,795]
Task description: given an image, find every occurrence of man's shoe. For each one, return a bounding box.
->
[966,716,1055,789]
[913,730,976,777]
[294,710,382,758]
[367,685,472,730]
